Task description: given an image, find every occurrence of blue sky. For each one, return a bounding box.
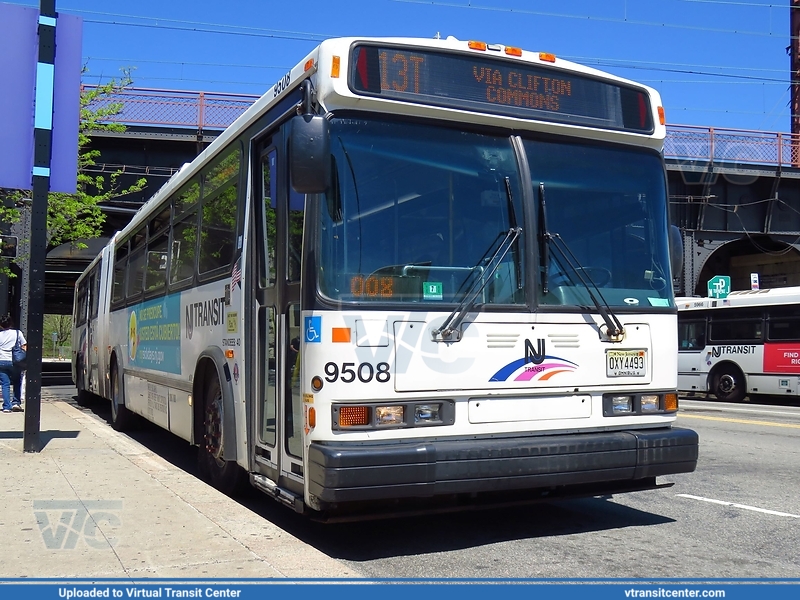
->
[7,0,794,132]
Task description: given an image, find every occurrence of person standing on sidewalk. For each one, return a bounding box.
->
[0,315,26,413]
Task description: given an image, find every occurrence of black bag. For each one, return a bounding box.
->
[12,330,26,370]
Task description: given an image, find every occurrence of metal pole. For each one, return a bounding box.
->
[793,1,800,165]
[24,0,57,453]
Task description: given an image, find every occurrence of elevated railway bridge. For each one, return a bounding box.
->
[5,87,800,314]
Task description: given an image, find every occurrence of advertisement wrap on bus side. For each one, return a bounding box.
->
[128,294,182,374]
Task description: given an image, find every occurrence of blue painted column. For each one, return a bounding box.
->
[24,0,57,453]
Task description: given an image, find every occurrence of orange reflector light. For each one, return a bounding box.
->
[332,327,351,343]
[505,46,522,57]
[331,55,340,78]
[539,52,556,63]
[304,59,314,72]
[339,405,369,426]
[308,407,316,428]
[665,393,678,412]
[225,349,234,359]
[468,40,487,51]
[311,376,323,391]
[657,106,666,125]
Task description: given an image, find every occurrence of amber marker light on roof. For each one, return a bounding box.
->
[304,59,315,72]
[539,52,556,63]
[468,40,487,51]
[658,106,666,125]
[505,46,522,57]
[331,55,340,78]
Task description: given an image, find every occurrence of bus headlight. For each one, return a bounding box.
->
[415,403,441,423]
[610,395,634,414]
[332,400,454,430]
[640,395,660,412]
[375,405,404,426]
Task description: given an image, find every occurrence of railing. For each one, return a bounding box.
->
[665,124,800,169]
[86,86,800,168]
[84,86,260,130]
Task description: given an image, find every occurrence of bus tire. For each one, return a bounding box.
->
[711,364,746,403]
[110,361,135,431]
[198,370,247,496]
[75,362,93,407]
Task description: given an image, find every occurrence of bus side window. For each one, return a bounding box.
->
[679,319,705,350]
[199,148,240,275]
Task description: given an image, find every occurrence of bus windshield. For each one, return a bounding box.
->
[318,118,526,305]
[317,117,673,309]
[527,139,674,308]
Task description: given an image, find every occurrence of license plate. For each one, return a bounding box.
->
[606,349,647,377]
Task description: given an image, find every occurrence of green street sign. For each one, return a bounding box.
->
[707,275,731,299]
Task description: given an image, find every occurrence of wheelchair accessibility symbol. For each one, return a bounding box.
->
[305,316,321,343]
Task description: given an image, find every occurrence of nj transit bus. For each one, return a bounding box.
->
[72,36,698,519]
[677,287,800,402]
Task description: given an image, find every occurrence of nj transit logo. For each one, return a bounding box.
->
[305,316,322,343]
[489,338,578,382]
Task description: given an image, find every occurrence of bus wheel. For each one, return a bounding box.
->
[198,371,247,495]
[110,362,135,431]
[711,364,746,403]
[75,362,93,407]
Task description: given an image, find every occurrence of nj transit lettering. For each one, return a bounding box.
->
[185,296,226,340]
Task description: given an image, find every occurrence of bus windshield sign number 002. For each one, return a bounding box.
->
[350,44,654,134]
[606,349,647,378]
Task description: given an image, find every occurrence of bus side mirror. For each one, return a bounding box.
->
[669,225,683,276]
[289,114,330,194]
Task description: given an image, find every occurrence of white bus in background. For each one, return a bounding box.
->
[72,36,697,520]
[677,287,800,402]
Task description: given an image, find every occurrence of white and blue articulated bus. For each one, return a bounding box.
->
[72,36,698,519]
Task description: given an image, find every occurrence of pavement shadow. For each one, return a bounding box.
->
[243,494,675,562]
[0,429,80,450]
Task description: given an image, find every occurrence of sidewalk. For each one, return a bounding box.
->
[0,389,358,579]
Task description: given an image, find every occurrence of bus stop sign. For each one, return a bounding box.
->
[708,275,731,299]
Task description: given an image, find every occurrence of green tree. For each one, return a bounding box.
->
[0,71,147,278]
[43,314,73,358]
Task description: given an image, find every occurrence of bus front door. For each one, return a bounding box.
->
[252,142,304,504]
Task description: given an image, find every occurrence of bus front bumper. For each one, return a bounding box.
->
[307,427,698,506]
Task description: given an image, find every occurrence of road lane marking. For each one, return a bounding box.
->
[677,494,800,518]
[677,413,800,429]
[679,402,800,418]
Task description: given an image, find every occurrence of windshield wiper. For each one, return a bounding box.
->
[546,232,625,341]
[431,226,522,342]
[504,177,523,292]
[538,182,550,294]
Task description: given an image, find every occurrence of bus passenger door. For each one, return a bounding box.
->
[252,146,280,480]
[88,268,101,394]
[251,140,304,501]
[252,138,306,499]
[280,181,305,484]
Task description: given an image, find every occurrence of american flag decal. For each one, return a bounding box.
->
[231,259,241,289]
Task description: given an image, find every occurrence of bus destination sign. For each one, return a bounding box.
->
[350,44,655,134]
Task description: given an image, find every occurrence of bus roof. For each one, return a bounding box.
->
[676,287,800,311]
